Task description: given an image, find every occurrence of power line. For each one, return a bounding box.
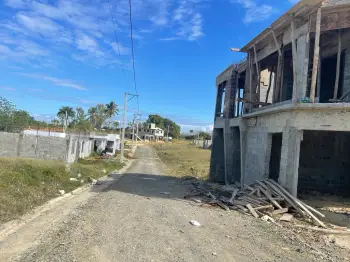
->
[128,0,139,112]
[107,0,128,80]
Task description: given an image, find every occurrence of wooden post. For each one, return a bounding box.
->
[291,19,298,102]
[271,29,281,56]
[249,52,253,106]
[265,70,274,103]
[274,47,284,103]
[333,30,342,99]
[310,7,322,103]
[253,45,260,103]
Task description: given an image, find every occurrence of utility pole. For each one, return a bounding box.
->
[131,114,136,145]
[120,92,138,163]
[166,125,170,142]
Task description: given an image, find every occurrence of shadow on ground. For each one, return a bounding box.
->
[92,173,198,202]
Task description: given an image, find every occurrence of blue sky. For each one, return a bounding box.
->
[0,0,297,132]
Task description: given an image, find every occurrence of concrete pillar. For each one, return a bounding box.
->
[342,50,350,101]
[224,120,233,184]
[239,120,247,187]
[209,128,225,182]
[294,34,309,101]
[279,127,303,197]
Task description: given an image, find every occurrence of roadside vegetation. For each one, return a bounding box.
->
[153,140,210,179]
[0,157,123,224]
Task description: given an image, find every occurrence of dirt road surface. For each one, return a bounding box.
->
[0,146,348,262]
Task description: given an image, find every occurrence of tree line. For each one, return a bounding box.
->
[0,96,119,133]
[55,101,119,131]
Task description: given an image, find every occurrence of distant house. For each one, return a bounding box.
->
[127,123,164,141]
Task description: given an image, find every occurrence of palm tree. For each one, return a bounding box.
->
[75,107,85,123]
[57,106,75,129]
[105,101,118,119]
[88,106,98,127]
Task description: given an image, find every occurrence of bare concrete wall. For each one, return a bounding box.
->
[243,127,271,185]
[0,132,19,156]
[0,132,93,163]
[299,131,350,196]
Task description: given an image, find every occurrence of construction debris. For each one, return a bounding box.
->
[190,220,201,227]
[188,179,332,228]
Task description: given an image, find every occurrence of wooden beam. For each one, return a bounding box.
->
[265,71,274,104]
[274,48,284,103]
[253,45,260,103]
[310,7,322,103]
[249,52,253,105]
[291,19,298,102]
[333,30,342,99]
[271,28,282,56]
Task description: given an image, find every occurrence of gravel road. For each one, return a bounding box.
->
[2,146,349,262]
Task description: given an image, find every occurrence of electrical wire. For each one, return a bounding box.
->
[107,0,128,80]
[128,0,139,113]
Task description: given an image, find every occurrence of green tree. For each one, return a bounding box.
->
[88,106,98,127]
[75,107,85,123]
[146,114,181,138]
[57,106,75,128]
[0,96,15,131]
[105,101,118,119]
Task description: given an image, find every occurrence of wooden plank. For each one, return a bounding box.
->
[274,51,283,103]
[265,71,274,104]
[254,205,274,212]
[272,208,289,215]
[253,45,260,102]
[229,188,239,203]
[263,180,302,215]
[246,204,259,218]
[258,186,283,209]
[333,30,342,99]
[310,7,322,103]
[268,180,327,228]
[291,19,298,102]
[271,28,281,56]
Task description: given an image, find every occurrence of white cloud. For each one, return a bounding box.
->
[19,73,88,91]
[16,13,62,36]
[0,86,16,92]
[231,0,276,23]
[110,42,129,55]
[4,0,27,8]
[161,0,205,41]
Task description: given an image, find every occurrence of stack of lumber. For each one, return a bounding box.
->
[189,179,327,228]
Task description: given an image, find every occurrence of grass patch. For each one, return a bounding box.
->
[152,140,210,179]
[0,157,123,224]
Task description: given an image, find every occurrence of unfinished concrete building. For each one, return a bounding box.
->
[210,0,350,197]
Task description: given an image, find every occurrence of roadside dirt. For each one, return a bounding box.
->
[1,146,349,261]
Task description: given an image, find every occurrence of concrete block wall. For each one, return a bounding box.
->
[0,131,94,163]
[20,134,67,161]
[298,131,350,196]
[0,132,20,156]
[243,127,270,185]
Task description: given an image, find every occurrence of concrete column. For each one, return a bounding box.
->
[294,34,309,101]
[342,50,350,101]
[279,127,303,197]
[209,128,225,182]
[239,120,247,187]
[223,120,233,184]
